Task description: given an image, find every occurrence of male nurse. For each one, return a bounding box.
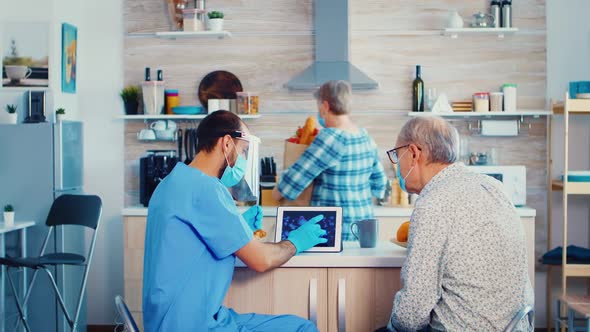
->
[143,110,327,331]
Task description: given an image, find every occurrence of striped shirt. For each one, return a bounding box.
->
[278,127,387,240]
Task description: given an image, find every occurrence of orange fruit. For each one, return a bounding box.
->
[396,221,410,242]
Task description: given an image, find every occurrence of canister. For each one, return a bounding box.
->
[182,8,205,31]
[165,89,179,115]
[473,92,490,112]
[502,83,517,112]
[490,92,503,112]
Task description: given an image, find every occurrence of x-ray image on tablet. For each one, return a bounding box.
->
[275,207,342,253]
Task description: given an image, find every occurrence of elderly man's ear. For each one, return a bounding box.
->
[409,144,421,160]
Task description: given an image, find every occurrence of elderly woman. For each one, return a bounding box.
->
[383,116,533,332]
[272,80,387,241]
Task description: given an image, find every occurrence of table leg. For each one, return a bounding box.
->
[1,233,5,332]
[20,228,27,332]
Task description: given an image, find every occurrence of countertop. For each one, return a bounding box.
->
[122,205,537,217]
[235,241,408,268]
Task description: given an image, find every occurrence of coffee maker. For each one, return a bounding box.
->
[139,150,178,207]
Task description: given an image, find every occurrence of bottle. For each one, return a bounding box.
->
[490,0,501,28]
[412,65,424,112]
[501,0,512,28]
[157,69,163,81]
[145,67,151,81]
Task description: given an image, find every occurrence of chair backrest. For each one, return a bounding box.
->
[115,295,140,332]
[503,305,534,332]
[46,194,102,229]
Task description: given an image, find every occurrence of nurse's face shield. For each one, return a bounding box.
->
[226,131,261,204]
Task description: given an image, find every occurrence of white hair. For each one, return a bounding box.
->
[313,80,352,115]
[397,117,459,164]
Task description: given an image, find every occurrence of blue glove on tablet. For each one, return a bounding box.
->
[287,214,327,254]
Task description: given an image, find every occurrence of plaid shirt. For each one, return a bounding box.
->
[278,128,387,241]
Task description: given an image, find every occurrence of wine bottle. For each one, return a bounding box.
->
[412,65,424,112]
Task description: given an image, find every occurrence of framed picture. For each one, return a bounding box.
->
[61,23,77,93]
[2,22,50,88]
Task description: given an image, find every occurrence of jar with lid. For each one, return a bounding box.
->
[182,8,206,31]
[236,92,260,114]
[490,92,503,112]
[473,92,490,112]
[165,89,179,114]
[502,83,517,112]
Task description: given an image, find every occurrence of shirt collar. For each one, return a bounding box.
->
[419,163,464,197]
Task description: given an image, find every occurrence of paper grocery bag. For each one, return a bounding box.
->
[281,140,314,206]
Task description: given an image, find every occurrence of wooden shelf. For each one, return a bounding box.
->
[117,114,261,120]
[552,99,590,114]
[127,31,232,39]
[407,110,549,118]
[565,264,590,277]
[552,180,590,195]
[443,27,518,38]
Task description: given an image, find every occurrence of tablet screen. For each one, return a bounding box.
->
[279,210,337,247]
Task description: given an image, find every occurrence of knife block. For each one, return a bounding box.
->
[260,188,280,206]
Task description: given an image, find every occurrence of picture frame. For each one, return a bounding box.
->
[61,23,77,94]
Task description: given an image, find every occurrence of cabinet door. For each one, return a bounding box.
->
[224,267,329,331]
[327,268,401,332]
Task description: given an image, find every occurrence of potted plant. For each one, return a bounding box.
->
[3,204,14,227]
[5,104,18,124]
[55,108,66,122]
[207,11,224,32]
[120,86,140,115]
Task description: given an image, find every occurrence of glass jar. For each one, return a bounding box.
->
[490,92,503,112]
[236,92,259,114]
[182,9,205,31]
[165,89,179,114]
[473,92,490,112]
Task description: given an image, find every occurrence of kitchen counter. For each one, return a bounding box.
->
[235,241,407,268]
[122,205,537,217]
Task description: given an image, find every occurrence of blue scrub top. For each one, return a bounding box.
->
[143,162,253,332]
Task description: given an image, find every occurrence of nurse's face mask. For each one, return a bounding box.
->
[219,131,261,204]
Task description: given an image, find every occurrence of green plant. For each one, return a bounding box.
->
[56,108,66,115]
[208,11,224,19]
[5,104,17,114]
[4,204,14,212]
[120,86,140,102]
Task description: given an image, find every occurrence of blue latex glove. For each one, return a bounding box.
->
[287,215,327,254]
[242,205,263,232]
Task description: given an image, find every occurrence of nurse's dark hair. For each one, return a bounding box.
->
[196,110,244,153]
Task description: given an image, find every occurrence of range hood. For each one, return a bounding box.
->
[286,0,379,90]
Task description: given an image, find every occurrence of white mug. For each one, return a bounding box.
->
[5,65,32,80]
[150,120,167,131]
[219,99,230,111]
[208,99,220,112]
[165,120,177,130]
[156,128,176,140]
[138,129,156,140]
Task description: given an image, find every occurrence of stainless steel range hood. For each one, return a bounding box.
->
[285,0,379,90]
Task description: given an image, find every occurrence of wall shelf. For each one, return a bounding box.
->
[443,27,518,39]
[117,114,260,120]
[127,31,232,39]
[407,110,549,118]
[552,100,590,114]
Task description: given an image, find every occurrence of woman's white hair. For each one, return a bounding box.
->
[397,117,459,164]
[313,80,352,115]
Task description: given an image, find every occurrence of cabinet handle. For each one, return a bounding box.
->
[337,278,346,332]
[309,278,317,325]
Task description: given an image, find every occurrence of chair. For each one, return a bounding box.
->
[115,295,140,332]
[0,194,102,332]
[503,305,534,332]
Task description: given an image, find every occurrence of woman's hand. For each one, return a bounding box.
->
[271,186,284,202]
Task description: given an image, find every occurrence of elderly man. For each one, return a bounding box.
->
[384,117,533,331]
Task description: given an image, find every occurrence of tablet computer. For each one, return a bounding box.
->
[275,206,343,253]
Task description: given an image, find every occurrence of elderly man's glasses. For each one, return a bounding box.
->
[386,144,421,164]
